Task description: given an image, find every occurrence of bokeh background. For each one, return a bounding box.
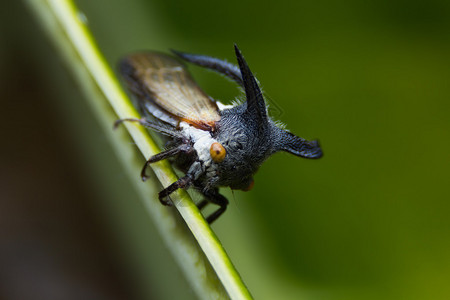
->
[2,0,450,299]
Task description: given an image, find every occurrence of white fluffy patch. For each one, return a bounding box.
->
[216,101,234,111]
[179,122,219,176]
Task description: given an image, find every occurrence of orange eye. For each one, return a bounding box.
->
[242,178,254,191]
[210,142,226,163]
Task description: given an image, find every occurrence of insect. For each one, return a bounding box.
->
[117,45,322,223]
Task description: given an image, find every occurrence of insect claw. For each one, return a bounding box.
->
[113,119,124,130]
[141,160,152,181]
[159,195,173,206]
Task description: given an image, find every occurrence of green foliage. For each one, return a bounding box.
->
[25,0,450,299]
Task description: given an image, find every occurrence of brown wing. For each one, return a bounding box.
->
[119,52,220,131]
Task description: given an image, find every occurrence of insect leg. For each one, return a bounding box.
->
[141,147,180,181]
[158,175,193,206]
[196,199,209,210]
[202,189,229,224]
[114,117,147,129]
[141,143,192,181]
[114,118,180,138]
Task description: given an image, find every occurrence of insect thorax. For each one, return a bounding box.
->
[179,122,220,182]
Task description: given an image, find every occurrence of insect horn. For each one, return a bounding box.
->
[274,129,323,159]
[234,45,268,128]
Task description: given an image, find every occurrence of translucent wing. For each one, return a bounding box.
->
[119,52,220,131]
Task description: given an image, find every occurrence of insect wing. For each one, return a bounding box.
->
[120,52,220,130]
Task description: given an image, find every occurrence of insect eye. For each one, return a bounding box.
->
[210,142,226,163]
[242,178,254,191]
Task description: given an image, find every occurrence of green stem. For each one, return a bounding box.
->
[26,0,253,299]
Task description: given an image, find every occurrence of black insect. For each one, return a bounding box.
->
[117,45,322,223]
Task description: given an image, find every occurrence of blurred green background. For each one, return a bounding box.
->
[2,0,450,299]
